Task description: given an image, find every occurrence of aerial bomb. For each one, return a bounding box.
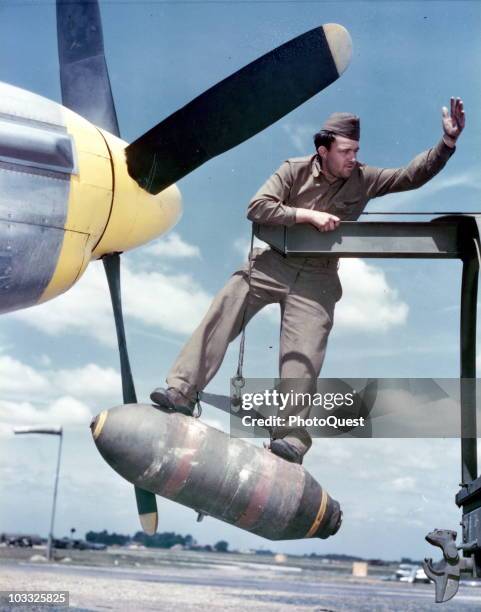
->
[91,403,342,540]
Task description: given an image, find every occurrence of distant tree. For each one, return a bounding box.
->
[184,534,194,548]
[85,530,130,546]
[133,531,191,549]
[85,529,211,550]
[368,559,389,567]
[214,540,229,553]
[255,549,273,556]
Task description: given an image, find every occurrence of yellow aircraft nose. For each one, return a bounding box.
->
[0,82,182,314]
[92,130,182,258]
[41,111,182,304]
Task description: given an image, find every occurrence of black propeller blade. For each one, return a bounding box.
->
[57,0,120,136]
[126,24,352,194]
[102,255,158,535]
[57,0,158,534]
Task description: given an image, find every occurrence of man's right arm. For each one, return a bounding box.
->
[247,161,297,226]
[247,161,340,231]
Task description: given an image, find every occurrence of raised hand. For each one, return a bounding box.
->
[442,97,465,143]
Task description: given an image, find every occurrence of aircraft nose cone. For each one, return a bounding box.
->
[90,410,109,440]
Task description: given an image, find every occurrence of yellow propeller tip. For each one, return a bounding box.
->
[139,512,158,535]
[323,24,353,76]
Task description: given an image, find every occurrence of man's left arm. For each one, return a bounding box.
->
[363,98,465,199]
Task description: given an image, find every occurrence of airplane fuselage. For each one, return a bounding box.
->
[0,81,182,315]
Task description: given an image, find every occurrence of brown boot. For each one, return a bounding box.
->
[150,387,196,416]
[269,439,304,464]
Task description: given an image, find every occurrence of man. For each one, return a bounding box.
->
[151,98,465,464]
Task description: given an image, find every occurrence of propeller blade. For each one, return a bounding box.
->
[126,23,352,194]
[102,254,158,535]
[56,0,120,136]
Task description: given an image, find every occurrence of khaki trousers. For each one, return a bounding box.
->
[167,248,342,453]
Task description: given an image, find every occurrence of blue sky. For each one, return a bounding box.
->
[1,0,481,560]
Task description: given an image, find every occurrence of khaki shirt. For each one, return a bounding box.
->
[247,139,455,225]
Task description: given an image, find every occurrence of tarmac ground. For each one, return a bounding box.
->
[1,547,481,611]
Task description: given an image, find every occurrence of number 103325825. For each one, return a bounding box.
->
[0,591,69,607]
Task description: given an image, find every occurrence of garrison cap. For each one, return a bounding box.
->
[322,112,360,140]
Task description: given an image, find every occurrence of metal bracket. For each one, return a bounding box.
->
[423,529,461,603]
[255,216,481,603]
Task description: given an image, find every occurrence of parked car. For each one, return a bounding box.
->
[1,533,42,547]
[395,564,418,581]
[52,537,107,551]
[397,564,430,584]
[74,540,107,551]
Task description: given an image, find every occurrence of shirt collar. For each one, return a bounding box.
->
[311,154,343,184]
[311,154,321,178]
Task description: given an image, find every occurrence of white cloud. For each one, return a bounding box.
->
[336,259,408,332]
[54,364,121,398]
[0,423,14,438]
[0,355,49,394]
[0,396,93,428]
[0,357,117,434]
[0,356,121,406]
[368,167,481,211]
[390,476,417,492]
[38,354,52,367]
[308,439,456,480]
[259,303,280,324]
[8,262,115,345]
[281,122,317,154]
[306,438,354,465]
[307,437,459,528]
[122,268,212,335]
[433,168,481,192]
[7,260,213,344]
[233,235,268,258]
[145,232,201,259]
